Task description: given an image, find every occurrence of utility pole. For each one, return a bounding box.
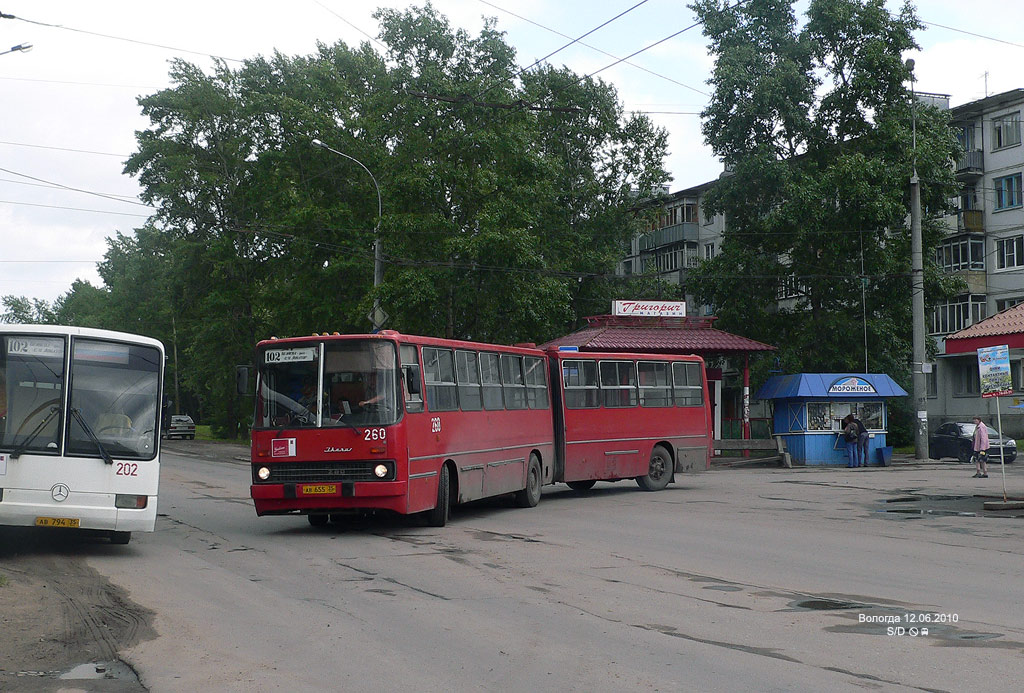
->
[907,59,929,461]
[910,172,928,461]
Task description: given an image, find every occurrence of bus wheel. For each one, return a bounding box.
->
[424,464,451,527]
[566,480,597,492]
[515,454,542,508]
[636,446,672,491]
[109,531,131,545]
[307,514,329,527]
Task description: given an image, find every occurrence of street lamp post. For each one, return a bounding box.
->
[311,138,385,331]
[0,42,32,56]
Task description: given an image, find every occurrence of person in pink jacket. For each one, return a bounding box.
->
[971,416,989,478]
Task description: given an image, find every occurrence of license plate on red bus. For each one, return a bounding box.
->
[35,517,80,529]
[301,484,337,495]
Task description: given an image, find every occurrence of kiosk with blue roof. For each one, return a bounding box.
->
[756,374,908,466]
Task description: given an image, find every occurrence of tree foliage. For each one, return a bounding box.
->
[688,0,961,390]
[29,5,674,435]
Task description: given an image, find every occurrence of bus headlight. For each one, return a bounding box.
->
[257,466,271,481]
[374,464,389,478]
[115,494,148,509]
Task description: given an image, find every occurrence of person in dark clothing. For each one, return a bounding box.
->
[842,414,859,468]
[853,415,869,467]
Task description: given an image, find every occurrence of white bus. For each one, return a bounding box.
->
[0,325,165,544]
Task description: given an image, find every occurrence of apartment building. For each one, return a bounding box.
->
[933,88,1024,431]
[619,181,724,317]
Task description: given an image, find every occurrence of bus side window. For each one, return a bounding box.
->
[562,360,599,409]
[673,361,703,406]
[600,360,637,408]
[400,344,423,413]
[480,352,504,411]
[422,347,458,412]
[455,350,483,411]
[524,356,548,409]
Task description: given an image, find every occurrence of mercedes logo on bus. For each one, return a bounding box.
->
[51,483,70,502]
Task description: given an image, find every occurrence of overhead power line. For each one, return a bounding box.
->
[0,140,130,158]
[575,0,751,88]
[0,166,153,208]
[0,199,151,217]
[474,0,651,101]
[1,11,243,62]
[313,0,387,52]
[473,0,708,97]
[921,20,1024,50]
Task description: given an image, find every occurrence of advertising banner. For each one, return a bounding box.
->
[978,345,1012,398]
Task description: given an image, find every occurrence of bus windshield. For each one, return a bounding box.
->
[66,339,161,460]
[0,335,161,459]
[257,339,399,428]
[0,335,65,455]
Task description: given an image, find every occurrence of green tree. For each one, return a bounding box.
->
[1,295,57,324]
[120,4,674,435]
[688,0,961,387]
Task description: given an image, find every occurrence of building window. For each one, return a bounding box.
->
[936,235,984,272]
[993,112,1022,149]
[958,124,976,150]
[952,360,980,397]
[930,294,986,335]
[777,273,806,301]
[997,235,1024,269]
[994,173,1022,210]
[704,243,715,260]
[682,203,698,223]
[996,297,1024,312]
[961,185,979,210]
[926,367,937,399]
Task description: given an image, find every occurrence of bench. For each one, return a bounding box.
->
[713,437,792,468]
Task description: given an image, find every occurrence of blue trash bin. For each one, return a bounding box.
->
[876,445,893,467]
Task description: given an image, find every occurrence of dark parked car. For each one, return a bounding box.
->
[929,421,1016,463]
[164,415,196,440]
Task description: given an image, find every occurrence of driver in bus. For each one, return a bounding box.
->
[358,372,383,409]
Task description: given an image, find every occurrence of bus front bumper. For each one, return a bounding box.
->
[250,480,408,515]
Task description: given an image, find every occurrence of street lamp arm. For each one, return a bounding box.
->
[311,137,386,331]
[311,138,381,231]
[0,42,33,56]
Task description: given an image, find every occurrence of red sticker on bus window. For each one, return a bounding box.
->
[271,438,296,457]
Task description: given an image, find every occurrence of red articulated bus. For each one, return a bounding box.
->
[247,331,710,526]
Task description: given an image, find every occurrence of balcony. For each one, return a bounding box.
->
[958,209,984,234]
[639,222,699,251]
[955,149,984,179]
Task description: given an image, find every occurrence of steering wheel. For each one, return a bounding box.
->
[96,426,129,436]
[13,398,61,438]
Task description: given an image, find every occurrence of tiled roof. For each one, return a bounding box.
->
[540,319,776,355]
[943,302,1024,354]
[946,303,1024,341]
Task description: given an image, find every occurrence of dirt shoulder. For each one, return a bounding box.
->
[0,438,242,691]
[0,528,155,691]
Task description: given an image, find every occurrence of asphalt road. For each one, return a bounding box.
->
[4,441,1024,692]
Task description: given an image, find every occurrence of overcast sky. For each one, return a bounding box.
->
[2,0,1022,306]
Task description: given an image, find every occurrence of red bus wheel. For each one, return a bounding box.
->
[424,464,451,527]
[515,454,542,508]
[637,446,672,491]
